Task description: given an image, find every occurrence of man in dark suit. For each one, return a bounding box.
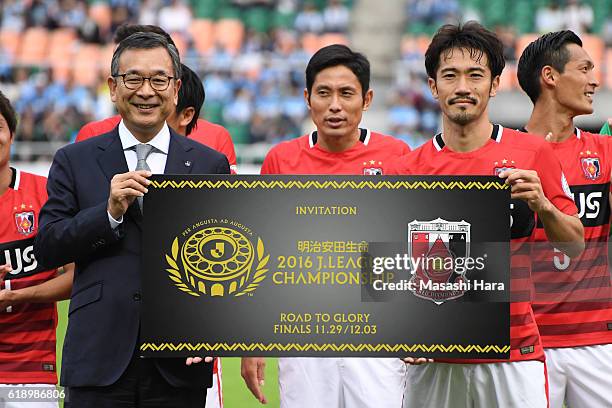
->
[34,32,229,407]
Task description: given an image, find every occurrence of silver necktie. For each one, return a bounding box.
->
[135,143,154,212]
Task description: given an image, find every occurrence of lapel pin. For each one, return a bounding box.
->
[184,161,192,167]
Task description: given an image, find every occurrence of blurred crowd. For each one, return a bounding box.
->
[0,0,352,159]
[2,0,611,156]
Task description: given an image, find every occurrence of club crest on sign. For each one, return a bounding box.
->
[15,211,35,235]
[581,157,600,180]
[408,218,470,304]
[165,220,269,298]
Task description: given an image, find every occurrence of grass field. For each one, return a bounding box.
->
[56,301,280,407]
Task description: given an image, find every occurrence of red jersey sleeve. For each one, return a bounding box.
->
[398,140,411,155]
[261,148,280,175]
[535,142,577,216]
[218,127,238,174]
[605,135,612,182]
[385,153,413,175]
[75,122,96,142]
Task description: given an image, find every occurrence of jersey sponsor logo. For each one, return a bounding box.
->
[537,183,610,228]
[14,211,35,235]
[552,248,571,271]
[407,218,470,304]
[579,151,601,180]
[575,190,603,219]
[0,237,46,279]
[362,160,383,175]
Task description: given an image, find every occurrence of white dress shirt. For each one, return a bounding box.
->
[108,120,171,228]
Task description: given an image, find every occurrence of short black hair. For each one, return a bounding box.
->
[177,64,205,136]
[517,30,583,103]
[305,44,370,99]
[111,32,182,79]
[0,91,17,135]
[425,22,505,80]
[113,24,175,47]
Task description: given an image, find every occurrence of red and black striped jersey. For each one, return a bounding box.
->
[389,125,577,363]
[530,129,612,348]
[261,129,411,175]
[0,168,58,384]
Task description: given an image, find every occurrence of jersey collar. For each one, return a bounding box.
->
[518,126,581,139]
[9,167,19,190]
[433,124,502,152]
[309,128,371,148]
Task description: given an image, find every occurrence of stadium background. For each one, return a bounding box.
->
[1,0,611,406]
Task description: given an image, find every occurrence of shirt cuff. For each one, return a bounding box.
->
[108,211,123,229]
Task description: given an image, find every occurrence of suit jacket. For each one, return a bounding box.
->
[34,127,230,387]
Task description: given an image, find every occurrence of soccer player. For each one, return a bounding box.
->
[241,44,411,408]
[390,22,584,407]
[517,31,612,408]
[0,91,74,407]
[76,24,238,174]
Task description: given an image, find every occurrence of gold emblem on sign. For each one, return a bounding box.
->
[165,223,269,297]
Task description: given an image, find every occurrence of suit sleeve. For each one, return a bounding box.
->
[535,143,578,216]
[216,154,231,175]
[34,148,121,269]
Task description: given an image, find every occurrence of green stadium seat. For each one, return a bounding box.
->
[243,7,272,33]
[512,0,535,34]
[591,0,608,34]
[203,102,224,124]
[483,0,507,27]
[225,122,250,144]
[273,10,296,30]
[191,0,220,19]
[219,6,242,20]
[313,0,353,10]
[405,21,429,35]
[458,0,484,8]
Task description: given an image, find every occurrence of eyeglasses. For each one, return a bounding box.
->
[113,73,175,91]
